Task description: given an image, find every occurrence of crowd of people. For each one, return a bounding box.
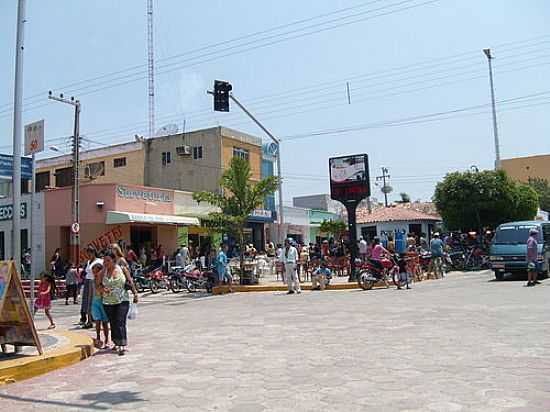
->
[37,243,139,356]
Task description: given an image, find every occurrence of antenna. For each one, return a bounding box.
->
[147,0,155,138]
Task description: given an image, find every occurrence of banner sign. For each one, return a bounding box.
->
[329,154,370,202]
[79,225,123,263]
[0,202,27,222]
[24,119,45,156]
[0,261,43,354]
[0,154,33,180]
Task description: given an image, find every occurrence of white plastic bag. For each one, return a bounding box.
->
[127,302,138,320]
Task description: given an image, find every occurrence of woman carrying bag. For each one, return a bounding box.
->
[100,251,138,356]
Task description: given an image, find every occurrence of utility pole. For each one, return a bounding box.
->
[147,0,155,138]
[483,48,501,170]
[48,92,81,267]
[376,167,391,207]
[11,0,27,270]
[208,81,286,243]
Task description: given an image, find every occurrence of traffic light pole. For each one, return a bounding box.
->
[227,94,285,243]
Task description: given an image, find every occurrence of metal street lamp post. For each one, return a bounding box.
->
[483,48,501,170]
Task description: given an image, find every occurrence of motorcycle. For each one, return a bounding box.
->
[168,265,189,293]
[358,255,407,290]
[149,268,168,293]
[184,261,216,293]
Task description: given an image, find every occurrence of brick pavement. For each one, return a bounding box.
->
[1,271,550,411]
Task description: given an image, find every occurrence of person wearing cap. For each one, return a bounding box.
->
[283,238,301,294]
[526,228,540,287]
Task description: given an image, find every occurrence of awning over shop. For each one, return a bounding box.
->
[106,211,199,226]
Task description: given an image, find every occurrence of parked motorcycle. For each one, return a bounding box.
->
[168,266,188,293]
[184,260,216,293]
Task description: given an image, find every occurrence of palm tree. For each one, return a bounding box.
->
[193,156,280,278]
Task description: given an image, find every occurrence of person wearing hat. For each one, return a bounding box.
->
[526,228,540,287]
[283,238,301,294]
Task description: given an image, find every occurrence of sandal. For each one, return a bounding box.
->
[48,324,56,329]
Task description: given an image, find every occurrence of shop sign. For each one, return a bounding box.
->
[250,209,272,219]
[0,154,33,180]
[79,225,123,262]
[117,185,172,203]
[0,203,27,221]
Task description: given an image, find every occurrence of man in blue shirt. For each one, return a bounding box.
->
[430,233,445,279]
[312,260,332,291]
[215,243,229,285]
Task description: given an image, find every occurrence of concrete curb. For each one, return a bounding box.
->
[0,330,94,386]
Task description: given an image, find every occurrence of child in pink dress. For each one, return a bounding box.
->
[35,273,55,329]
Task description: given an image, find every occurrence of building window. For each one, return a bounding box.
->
[162,151,172,166]
[193,146,203,160]
[55,167,73,187]
[36,171,50,192]
[113,157,127,168]
[84,161,105,179]
[233,147,249,161]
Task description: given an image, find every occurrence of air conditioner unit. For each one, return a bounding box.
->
[176,145,192,156]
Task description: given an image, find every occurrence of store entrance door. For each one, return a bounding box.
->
[131,226,153,253]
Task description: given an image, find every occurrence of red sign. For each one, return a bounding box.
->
[79,225,123,262]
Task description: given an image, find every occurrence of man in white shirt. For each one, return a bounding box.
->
[283,238,301,294]
[175,244,189,267]
[358,237,368,262]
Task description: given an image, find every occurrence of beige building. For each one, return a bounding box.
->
[36,127,263,194]
[145,126,262,193]
[501,154,550,183]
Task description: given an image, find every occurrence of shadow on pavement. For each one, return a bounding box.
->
[0,390,143,410]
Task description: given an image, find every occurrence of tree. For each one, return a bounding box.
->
[527,177,550,212]
[193,157,280,274]
[397,192,411,203]
[320,219,347,240]
[433,170,538,231]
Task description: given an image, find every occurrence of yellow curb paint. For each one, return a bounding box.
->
[213,282,372,295]
[0,330,94,386]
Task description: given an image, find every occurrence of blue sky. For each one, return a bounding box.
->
[1,0,549,204]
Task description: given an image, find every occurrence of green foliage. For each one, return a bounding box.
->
[193,157,280,256]
[397,192,411,203]
[433,170,538,231]
[527,177,550,212]
[320,219,347,239]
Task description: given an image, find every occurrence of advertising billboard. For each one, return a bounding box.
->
[329,154,370,202]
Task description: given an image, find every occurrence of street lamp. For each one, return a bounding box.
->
[483,48,501,170]
[49,145,65,153]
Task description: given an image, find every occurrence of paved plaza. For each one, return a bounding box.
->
[1,271,550,411]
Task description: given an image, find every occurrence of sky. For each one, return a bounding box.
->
[1,0,549,205]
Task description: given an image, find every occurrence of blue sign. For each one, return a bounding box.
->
[0,154,33,180]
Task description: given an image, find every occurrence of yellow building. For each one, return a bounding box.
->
[501,154,550,183]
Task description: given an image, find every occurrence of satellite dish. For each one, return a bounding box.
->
[155,124,179,136]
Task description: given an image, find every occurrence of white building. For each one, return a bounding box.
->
[0,192,45,274]
[356,205,441,242]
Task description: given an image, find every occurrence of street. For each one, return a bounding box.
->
[1,271,550,412]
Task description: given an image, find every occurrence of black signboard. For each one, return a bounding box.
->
[329,154,370,202]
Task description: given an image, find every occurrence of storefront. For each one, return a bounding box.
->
[246,209,275,252]
[43,183,198,266]
[309,209,337,244]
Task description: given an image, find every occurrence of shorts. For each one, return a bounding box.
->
[91,297,109,322]
[527,261,541,272]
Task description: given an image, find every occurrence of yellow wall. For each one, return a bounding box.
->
[502,154,550,183]
[221,136,261,181]
[37,149,145,188]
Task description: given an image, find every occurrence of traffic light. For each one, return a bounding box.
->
[213,80,232,112]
